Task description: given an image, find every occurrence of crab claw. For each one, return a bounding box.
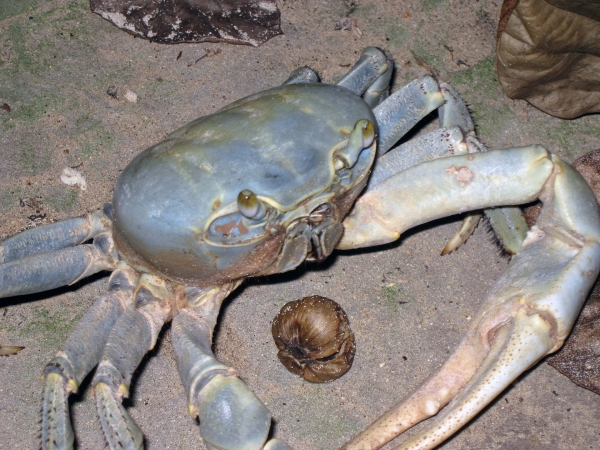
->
[340,150,600,449]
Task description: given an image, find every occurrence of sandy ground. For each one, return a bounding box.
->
[1,0,600,449]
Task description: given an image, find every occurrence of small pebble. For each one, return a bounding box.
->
[124,90,138,103]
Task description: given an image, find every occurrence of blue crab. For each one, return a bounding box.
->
[1,48,599,450]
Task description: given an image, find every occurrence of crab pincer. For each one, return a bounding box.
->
[339,148,600,449]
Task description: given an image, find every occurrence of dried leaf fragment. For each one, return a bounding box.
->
[548,289,600,395]
[496,0,600,118]
[272,296,355,383]
[188,48,222,67]
[60,167,87,191]
[410,51,440,78]
[545,0,600,22]
[90,0,282,47]
[334,17,362,38]
[0,346,25,356]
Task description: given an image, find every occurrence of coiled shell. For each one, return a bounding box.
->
[271,295,355,383]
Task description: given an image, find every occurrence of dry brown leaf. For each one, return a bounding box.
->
[545,0,600,22]
[547,290,600,395]
[496,0,600,118]
[90,0,282,47]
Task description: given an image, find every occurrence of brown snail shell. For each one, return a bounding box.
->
[271,295,355,383]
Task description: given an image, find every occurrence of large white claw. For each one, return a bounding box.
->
[340,150,600,449]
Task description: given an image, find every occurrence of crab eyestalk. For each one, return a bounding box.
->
[334,119,375,171]
[237,189,267,220]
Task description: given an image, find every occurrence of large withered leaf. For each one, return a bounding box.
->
[547,289,600,395]
[496,0,600,119]
[545,0,600,22]
[90,0,282,46]
[547,149,600,395]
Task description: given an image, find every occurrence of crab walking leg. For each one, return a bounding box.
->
[93,274,173,450]
[336,47,393,107]
[172,283,292,450]
[483,205,529,254]
[41,263,138,450]
[438,88,527,254]
[372,77,527,254]
[373,77,473,158]
[373,76,474,162]
[0,205,112,263]
[433,88,483,255]
[283,66,319,85]
[436,83,474,133]
[0,232,117,298]
[367,129,490,255]
[368,128,472,188]
[339,151,600,449]
[448,141,528,254]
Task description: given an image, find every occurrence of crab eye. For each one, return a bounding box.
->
[237,189,266,220]
[361,119,375,148]
[334,119,376,170]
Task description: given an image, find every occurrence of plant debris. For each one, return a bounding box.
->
[334,17,362,38]
[60,167,87,191]
[90,0,282,47]
[548,287,600,395]
[410,51,440,78]
[272,296,355,383]
[0,346,25,357]
[187,48,222,67]
[106,86,118,99]
[496,0,600,118]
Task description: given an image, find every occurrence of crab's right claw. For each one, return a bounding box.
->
[341,153,600,450]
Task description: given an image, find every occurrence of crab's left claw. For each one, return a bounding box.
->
[339,148,600,449]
